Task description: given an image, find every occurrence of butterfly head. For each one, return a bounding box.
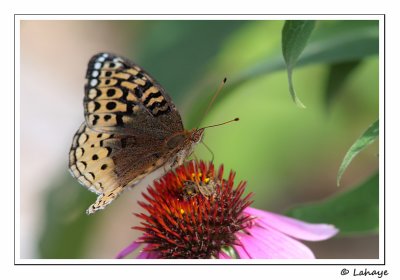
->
[165,129,204,152]
[189,128,205,144]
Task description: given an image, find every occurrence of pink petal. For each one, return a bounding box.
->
[115,241,141,259]
[233,243,251,259]
[137,250,160,259]
[235,225,316,259]
[244,207,338,241]
[234,233,269,259]
[136,244,161,259]
[218,251,232,259]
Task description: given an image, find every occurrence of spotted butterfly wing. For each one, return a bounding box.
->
[69,53,203,214]
[84,53,183,135]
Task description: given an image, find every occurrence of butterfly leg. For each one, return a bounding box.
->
[200,140,214,162]
[191,152,198,162]
[86,186,124,215]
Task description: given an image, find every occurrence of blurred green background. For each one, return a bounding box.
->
[20,20,379,259]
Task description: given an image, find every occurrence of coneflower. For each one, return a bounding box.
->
[116,161,338,259]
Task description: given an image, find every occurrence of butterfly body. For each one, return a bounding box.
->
[69,53,204,214]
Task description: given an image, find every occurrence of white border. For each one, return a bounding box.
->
[16,14,383,20]
[15,258,384,265]
[15,17,22,263]
[378,18,385,262]
[14,14,385,266]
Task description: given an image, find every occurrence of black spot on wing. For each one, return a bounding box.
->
[107,89,116,97]
[133,87,142,98]
[106,101,117,110]
[92,115,100,126]
[141,81,153,93]
[152,105,171,117]
[115,113,124,127]
[143,91,162,106]
[148,99,168,111]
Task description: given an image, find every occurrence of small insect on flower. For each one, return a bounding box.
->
[116,161,338,259]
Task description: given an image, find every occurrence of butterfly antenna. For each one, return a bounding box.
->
[197,77,227,129]
[201,140,214,163]
[200,117,239,130]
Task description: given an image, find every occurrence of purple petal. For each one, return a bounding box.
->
[244,207,338,241]
[235,224,315,259]
[137,250,160,259]
[218,251,231,259]
[233,243,251,259]
[115,241,141,259]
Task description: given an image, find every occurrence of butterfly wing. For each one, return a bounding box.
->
[69,123,119,196]
[69,53,186,214]
[69,122,177,214]
[84,53,184,136]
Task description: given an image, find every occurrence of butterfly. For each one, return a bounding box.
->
[69,53,204,214]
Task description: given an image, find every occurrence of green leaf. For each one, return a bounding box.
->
[301,20,378,65]
[325,60,362,108]
[186,21,378,125]
[282,20,316,108]
[282,20,317,68]
[337,120,379,186]
[38,172,99,258]
[227,21,377,99]
[286,172,379,235]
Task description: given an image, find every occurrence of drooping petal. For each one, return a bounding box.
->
[115,241,141,259]
[137,247,160,259]
[235,224,316,259]
[244,207,338,241]
[218,251,232,259]
[233,242,252,259]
